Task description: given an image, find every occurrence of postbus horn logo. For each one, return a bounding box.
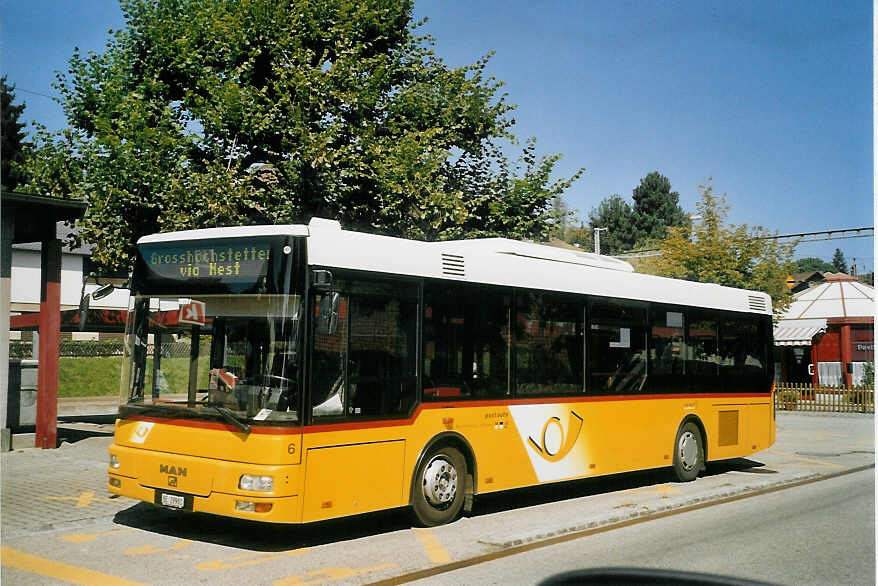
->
[527,410,584,462]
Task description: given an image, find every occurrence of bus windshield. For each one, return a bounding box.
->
[122,294,302,426]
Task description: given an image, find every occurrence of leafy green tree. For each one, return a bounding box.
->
[631,171,688,246]
[23,0,580,270]
[793,257,834,274]
[832,248,848,273]
[586,195,637,255]
[642,182,795,317]
[581,171,686,255]
[1,76,29,190]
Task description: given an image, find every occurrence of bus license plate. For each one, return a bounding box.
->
[160,493,185,509]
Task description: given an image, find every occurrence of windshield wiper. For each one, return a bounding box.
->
[206,404,251,434]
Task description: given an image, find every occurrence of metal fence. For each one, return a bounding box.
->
[9,340,196,358]
[775,382,874,414]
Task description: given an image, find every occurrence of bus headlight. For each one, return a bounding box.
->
[239,474,273,492]
[110,454,120,469]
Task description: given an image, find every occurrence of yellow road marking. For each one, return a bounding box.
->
[47,492,111,507]
[767,450,843,468]
[76,491,95,508]
[413,528,452,564]
[62,528,134,543]
[2,546,146,586]
[274,563,395,585]
[196,548,309,571]
[125,540,192,555]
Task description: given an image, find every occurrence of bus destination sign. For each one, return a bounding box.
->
[137,239,279,293]
[147,245,271,279]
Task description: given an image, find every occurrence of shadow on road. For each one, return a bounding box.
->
[110,457,765,551]
[112,503,412,551]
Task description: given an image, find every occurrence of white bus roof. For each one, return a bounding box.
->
[137,218,772,315]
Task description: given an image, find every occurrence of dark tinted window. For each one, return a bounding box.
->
[649,306,686,393]
[588,299,647,395]
[311,292,347,418]
[687,311,719,393]
[310,276,417,420]
[514,291,583,396]
[423,283,510,400]
[720,315,766,393]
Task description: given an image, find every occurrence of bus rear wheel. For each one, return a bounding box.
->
[672,422,703,482]
[412,446,466,527]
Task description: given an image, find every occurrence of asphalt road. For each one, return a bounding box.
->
[413,467,876,586]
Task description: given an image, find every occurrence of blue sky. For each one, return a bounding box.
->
[2,0,873,272]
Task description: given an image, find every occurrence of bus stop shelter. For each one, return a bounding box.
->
[2,192,87,449]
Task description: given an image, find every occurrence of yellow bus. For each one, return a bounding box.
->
[108,218,775,526]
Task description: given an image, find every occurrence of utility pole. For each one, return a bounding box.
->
[593,228,607,255]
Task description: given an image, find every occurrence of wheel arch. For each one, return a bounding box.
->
[410,432,477,509]
[678,414,708,467]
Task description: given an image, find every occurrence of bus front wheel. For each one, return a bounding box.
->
[672,422,703,482]
[412,446,466,527]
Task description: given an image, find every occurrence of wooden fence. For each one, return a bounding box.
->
[775,382,874,413]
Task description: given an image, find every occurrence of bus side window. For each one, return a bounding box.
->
[423,283,511,401]
[720,315,765,393]
[310,278,418,420]
[588,298,648,395]
[649,307,686,394]
[687,310,720,393]
[347,294,417,417]
[515,291,583,396]
[311,293,347,418]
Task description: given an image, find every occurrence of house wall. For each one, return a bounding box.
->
[11,249,130,311]
[9,248,130,344]
[811,325,874,386]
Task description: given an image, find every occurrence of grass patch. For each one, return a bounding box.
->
[58,354,213,398]
[59,356,124,397]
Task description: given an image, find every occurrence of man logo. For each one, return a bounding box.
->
[159,464,187,477]
[527,411,583,462]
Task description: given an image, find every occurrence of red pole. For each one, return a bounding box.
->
[36,239,61,449]
[810,343,819,387]
[840,324,852,388]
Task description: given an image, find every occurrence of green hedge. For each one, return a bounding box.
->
[59,356,124,397]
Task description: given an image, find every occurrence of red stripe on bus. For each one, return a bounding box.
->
[123,416,301,434]
[123,392,769,435]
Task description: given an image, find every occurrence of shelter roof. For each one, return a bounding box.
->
[1,192,87,244]
[773,318,827,346]
[780,275,874,321]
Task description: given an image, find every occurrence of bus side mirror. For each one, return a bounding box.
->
[92,283,116,300]
[316,293,340,336]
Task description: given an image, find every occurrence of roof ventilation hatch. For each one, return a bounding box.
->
[748,295,768,312]
[441,253,465,277]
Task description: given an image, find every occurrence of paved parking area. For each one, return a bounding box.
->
[1,413,873,585]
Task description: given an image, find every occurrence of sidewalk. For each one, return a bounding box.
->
[6,396,120,450]
[58,396,121,417]
[1,435,123,539]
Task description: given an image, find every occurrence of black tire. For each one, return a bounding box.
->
[411,446,467,527]
[672,421,703,482]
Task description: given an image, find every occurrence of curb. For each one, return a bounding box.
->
[477,468,864,549]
